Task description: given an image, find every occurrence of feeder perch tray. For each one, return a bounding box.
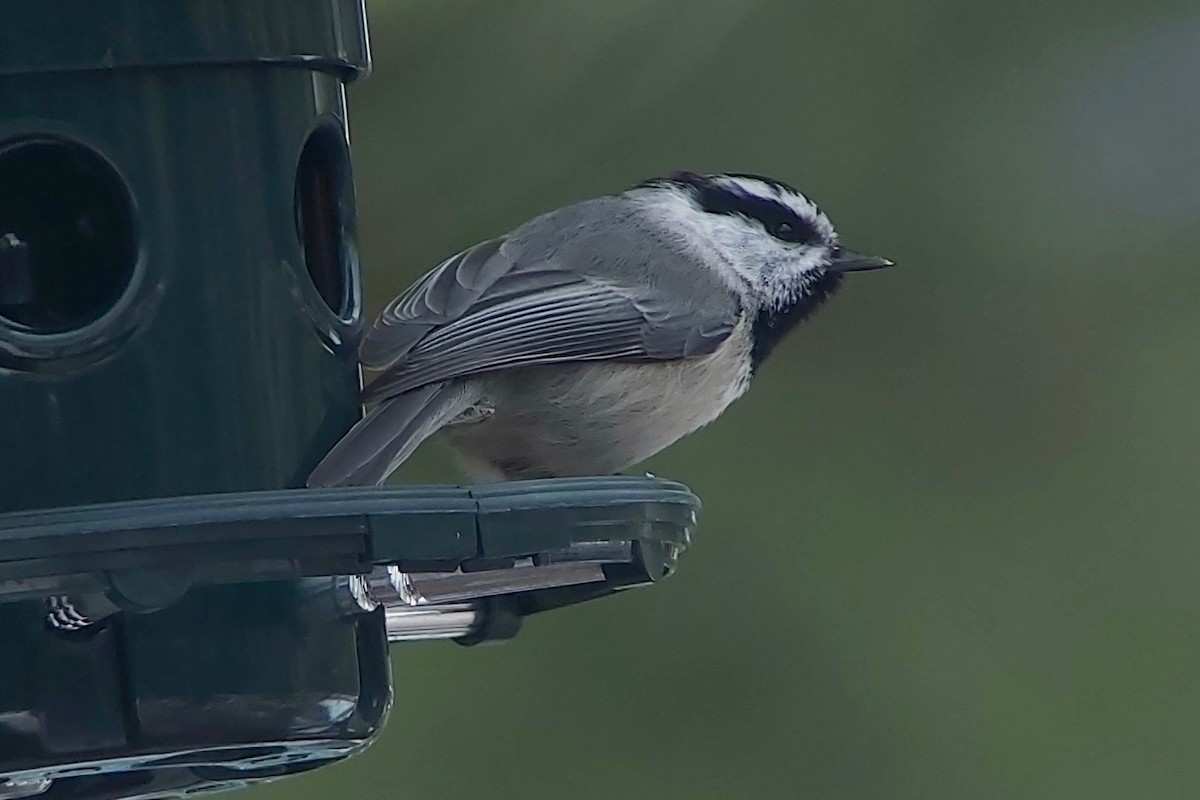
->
[0,476,699,800]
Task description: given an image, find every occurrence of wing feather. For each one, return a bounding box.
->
[360,209,741,403]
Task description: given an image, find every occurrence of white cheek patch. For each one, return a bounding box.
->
[634,187,757,295]
[634,184,834,311]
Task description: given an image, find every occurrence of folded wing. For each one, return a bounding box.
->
[361,231,741,403]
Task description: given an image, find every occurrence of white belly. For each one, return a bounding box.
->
[442,323,754,480]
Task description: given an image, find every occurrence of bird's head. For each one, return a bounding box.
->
[630,171,891,313]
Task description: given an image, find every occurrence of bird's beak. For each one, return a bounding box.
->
[828,247,894,273]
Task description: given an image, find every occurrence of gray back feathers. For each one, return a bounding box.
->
[359,197,742,403]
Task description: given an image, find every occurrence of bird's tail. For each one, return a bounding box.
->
[306,381,476,487]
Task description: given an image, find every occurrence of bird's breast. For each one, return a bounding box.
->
[443,322,755,479]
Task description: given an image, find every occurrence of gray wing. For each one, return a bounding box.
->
[360,206,741,403]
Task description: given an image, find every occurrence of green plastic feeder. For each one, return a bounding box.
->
[0,3,700,799]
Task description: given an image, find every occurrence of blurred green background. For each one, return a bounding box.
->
[259,1,1200,797]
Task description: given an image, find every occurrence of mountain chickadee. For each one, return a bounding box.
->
[308,171,891,487]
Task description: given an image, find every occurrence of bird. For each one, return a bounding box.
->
[307,171,891,487]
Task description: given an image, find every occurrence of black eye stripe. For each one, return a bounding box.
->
[635,171,824,246]
[699,189,822,245]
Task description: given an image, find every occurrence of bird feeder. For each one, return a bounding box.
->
[0,3,699,799]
